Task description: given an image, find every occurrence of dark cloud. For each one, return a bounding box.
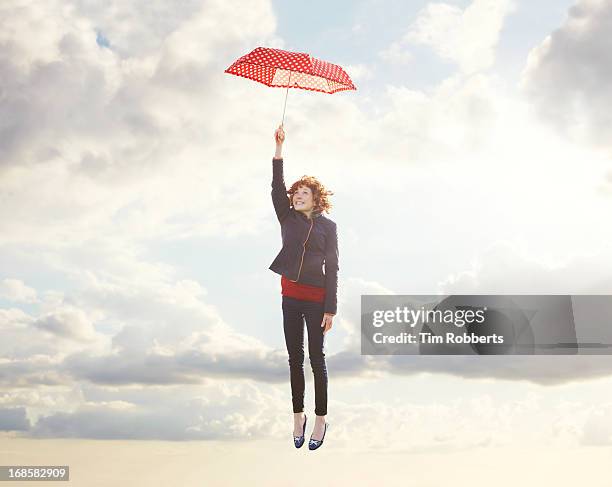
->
[29,381,281,440]
[0,360,69,388]
[32,407,200,440]
[34,310,97,342]
[386,354,612,386]
[61,348,288,385]
[0,407,31,431]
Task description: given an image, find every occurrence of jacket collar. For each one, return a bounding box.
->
[296,208,322,220]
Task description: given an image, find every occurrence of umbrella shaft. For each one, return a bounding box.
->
[281,71,292,127]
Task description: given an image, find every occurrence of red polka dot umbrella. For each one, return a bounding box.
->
[224,46,357,126]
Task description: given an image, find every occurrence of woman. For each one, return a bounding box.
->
[269,124,339,451]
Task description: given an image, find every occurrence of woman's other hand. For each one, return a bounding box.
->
[321,313,334,335]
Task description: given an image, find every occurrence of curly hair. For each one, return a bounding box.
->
[287,175,334,214]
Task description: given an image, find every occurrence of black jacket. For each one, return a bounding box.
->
[268,157,339,315]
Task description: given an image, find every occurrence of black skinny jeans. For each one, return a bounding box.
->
[282,296,328,416]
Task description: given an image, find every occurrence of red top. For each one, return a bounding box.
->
[281,275,325,303]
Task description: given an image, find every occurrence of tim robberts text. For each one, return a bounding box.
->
[369,306,505,345]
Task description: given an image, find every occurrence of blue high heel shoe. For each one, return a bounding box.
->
[308,422,328,451]
[293,414,307,448]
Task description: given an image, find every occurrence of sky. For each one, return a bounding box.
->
[2,0,612,484]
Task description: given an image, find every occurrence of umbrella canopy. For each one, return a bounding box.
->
[225,46,356,94]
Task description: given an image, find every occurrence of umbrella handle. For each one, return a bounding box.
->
[281,71,292,127]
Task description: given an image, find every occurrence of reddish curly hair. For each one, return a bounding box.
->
[287,175,334,214]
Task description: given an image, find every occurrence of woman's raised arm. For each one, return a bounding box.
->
[271,125,290,222]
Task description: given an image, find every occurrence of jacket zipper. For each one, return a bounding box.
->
[291,217,314,282]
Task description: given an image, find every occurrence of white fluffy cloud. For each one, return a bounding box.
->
[380,0,515,73]
[34,308,99,343]
[379,41,414,65]
[581,402,612,445]
[0,0,283,245]
[520,0,612,152]
[439,241,612,294]
[28,381,288,440]
[0,279,37,303]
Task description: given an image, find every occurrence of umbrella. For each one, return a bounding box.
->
[224,46,356,126]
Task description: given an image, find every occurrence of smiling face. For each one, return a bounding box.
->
[293,185,315,214]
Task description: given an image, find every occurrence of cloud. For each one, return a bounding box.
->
[0,407,30,431]
[0,304,108,366]
[341,63,373,81]
[0,233,296,390]
[34,308,99,343]
[438,241,612,295]
[380,0,515,73]
[29,381,288,440]
[15,235,609,395]
[319,250,612,387]
[0,388,84,425]
[0,357,70,388]
[378,41,414,65]
[520,0,612,152]
[16,383,602,448]
[60,345,287,386]
[71,0,205,58]
[0,0,283,244]
[375,72,501,160]
[581,402,612,445]
[0,279,37,303]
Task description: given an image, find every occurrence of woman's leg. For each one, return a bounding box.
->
[303,300,328,418]
[282,296,306,415]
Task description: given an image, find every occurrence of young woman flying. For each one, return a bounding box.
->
[269,124,339,451]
